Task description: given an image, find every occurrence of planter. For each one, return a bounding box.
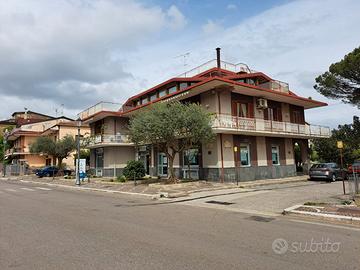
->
[355,194,360,207]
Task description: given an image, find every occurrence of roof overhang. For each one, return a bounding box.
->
[122,77,327,116]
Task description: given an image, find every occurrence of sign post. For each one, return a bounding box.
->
[337,141,346,195]
[76,159,87,181]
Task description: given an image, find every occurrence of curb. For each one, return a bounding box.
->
[283,205,360,222]
[18,180,160,199]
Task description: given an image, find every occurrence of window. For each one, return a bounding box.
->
[136,100,140,106]
[266,107,282,121]
[168,85,177,94]
[179,82,188,90]
[240,144,250,166]
[159,89,167,98]
[141,97,149,105]
[183,149,199,166]
[271,145,280,165]
[150,93,157,102]
[236,103,248,118]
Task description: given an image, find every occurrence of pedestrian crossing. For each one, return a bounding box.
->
[0,186,53,194]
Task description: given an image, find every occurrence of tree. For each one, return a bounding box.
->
[312,117,360,166]
[314,46,360,108]
[129,101,215,182]
[30,135,77,167]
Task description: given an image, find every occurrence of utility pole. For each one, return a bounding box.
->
[75,118,81,186]
[2,129,9,177]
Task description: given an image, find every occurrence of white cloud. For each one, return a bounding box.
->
[0,0,185,118]
[166,5,187,30]
[226,4,237,10]
[202,20,223,35]
[0,0,358,128]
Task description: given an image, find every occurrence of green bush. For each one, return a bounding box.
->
[116,175,127,183]
[123,160,146,180]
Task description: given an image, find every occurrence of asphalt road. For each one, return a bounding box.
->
[1,180,360,270]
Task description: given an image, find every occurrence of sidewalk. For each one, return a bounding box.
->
[284,204,360,225]
[0,175,309,199]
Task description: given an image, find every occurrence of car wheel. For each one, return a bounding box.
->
[331,174,336,182]
[46,173,51,177]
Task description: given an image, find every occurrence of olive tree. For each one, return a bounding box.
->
[30,135,77,167]
[129,101,215,182]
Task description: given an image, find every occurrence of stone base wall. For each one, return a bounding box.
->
[201,165,296,182]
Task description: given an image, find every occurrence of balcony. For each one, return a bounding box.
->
[177,59,253,77]
[87,134,133,148]
[4,147,27,157]
[78,102,122,120]
[212,114,330,138]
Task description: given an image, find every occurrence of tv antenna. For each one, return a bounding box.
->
[174,52,190,67]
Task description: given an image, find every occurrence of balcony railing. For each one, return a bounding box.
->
[78,102,122,120]
[212,114,331,138]
[88,134,132,147]
[177,59,253,78]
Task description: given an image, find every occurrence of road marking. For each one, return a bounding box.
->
[5,188,17,192]
[289,219,360,232]
[20,187,35,191]
[35,187,52,191]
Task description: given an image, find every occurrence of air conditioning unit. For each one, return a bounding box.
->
[256,98,268,109]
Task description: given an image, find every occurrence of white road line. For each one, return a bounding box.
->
[20,187,35,191]
[5,188,17,192]
[35,187,52,191]
[290,219,360,232]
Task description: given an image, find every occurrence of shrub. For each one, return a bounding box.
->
[123,160,146,180]
[116,175,127,183]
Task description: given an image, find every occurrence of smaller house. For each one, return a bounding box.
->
[4,111,90,169]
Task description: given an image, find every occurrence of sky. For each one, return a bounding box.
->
[0,0,359,128]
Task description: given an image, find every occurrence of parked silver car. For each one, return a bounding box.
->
[309,163,344,182]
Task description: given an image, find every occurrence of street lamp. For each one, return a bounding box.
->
[2,129,9,177]
[75,117,81,186]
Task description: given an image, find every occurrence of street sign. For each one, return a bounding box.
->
[76,159,87,179]
[337,141,343,149]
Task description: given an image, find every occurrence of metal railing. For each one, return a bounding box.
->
[177,59,253,78]
[212,114,331,137]
[88,134,132,146]
[78,102,122,120]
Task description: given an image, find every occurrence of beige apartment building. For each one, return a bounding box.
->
[80,49,330,181]
[4,112,90,169]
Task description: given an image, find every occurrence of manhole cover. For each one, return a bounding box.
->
[247,216,275,222]
[205,200,234,205]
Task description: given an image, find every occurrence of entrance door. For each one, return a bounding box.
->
[158,153,168,177]
[139,153,150,175]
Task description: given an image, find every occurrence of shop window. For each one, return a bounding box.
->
[183,149,199,166]
[240,144,250,166]
[271,145,280,165]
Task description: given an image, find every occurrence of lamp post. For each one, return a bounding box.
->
[2,129,9,177]
[75,118,81,186]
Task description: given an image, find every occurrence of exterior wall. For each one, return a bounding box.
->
[201,134,296,182]
[25,155,48,168]
[100,146,135,177]
[58,126,91,168]
[200,90,218,113]
[284,138,295,165]
[256,136,267,166]
[282,103,291,122]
